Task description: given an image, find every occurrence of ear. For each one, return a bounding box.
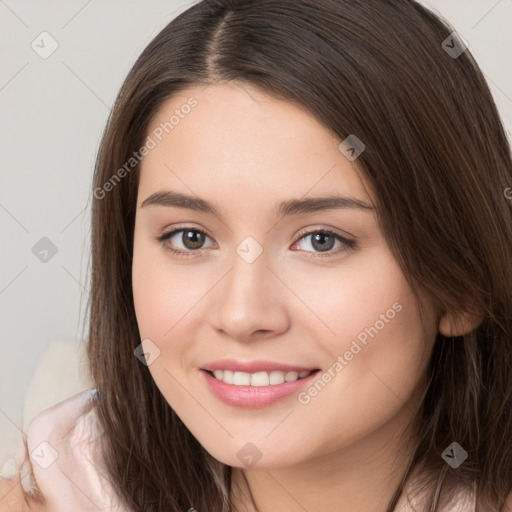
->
[438,306,484,337]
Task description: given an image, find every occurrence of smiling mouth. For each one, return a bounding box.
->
[204,369,320,386]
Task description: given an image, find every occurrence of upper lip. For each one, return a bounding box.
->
[201,359,319,373]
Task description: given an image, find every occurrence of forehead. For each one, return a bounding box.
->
[138,83,374,213]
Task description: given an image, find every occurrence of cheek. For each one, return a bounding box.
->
[131,240,196,404]
[132,242,166,339]
[291,246,422,352]
[300,247,436,406]
[289,266,436,458]
[131,234,200,342]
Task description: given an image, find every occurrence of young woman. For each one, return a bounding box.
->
[2,0,511,510]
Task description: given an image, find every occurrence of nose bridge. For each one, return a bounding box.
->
[213,237,289,341]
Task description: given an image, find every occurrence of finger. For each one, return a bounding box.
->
[25,389,98,443]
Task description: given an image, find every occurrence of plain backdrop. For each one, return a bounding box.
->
[1,0,511,445]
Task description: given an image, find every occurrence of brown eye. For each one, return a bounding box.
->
[180,230,206,250]
[156,228,213,257]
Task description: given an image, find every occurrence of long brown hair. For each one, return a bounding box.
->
[85,1,512,510]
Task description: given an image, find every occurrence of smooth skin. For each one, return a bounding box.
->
[131,82,485,511]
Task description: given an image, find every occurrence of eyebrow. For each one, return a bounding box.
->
[140,190,374,217]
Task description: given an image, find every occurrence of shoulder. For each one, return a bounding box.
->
[397,471,512,512]
[396,469,477,511]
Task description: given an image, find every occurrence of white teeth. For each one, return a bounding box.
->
[269,371,285,385]
[210,369,314,386]
[251,371,269,386]
[233,371,251,385]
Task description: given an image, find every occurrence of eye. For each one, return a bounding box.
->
[155,227,214,258]
[291,228,357,258]
[155,226,357,259]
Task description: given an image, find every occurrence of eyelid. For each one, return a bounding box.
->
[161,223,216,243]
[294,224,355,241]
[160,223,353,242]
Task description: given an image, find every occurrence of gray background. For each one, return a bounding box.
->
[1,0,511,443]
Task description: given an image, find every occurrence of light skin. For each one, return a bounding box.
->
[131,82,483,512]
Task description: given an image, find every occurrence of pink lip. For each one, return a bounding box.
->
[200,369,320,408]
[201,359,317,373]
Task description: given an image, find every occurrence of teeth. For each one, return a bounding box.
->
[285,371,298,381]
[269,371,285,385]
[210,369,314,386]
[251,371,269,386]
[233,372,251,385]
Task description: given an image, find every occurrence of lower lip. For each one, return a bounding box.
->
[200,369,320,408]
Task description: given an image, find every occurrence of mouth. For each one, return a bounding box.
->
[204,368,318,386]
[200,367,322,408]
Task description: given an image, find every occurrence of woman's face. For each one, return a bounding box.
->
[132,82,439,468]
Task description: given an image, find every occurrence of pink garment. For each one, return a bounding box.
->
[11,389,131,511]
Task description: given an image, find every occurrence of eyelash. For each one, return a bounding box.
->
[154,226,357,259]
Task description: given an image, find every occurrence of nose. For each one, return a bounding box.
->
[212,246,291,343]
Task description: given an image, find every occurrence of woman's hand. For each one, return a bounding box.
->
[1,389,129,512]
